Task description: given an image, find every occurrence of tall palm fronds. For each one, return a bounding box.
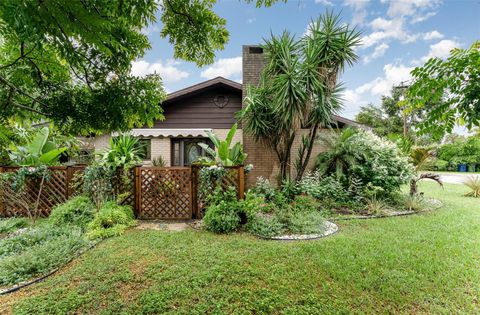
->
[239,12,361,183]
[464,175,480,197]
[407,146,443,195]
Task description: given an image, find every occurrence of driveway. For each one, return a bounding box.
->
[435,172,480,184]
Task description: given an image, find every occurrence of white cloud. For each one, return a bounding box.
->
[131,59,189,84]
[382,0,439,18]
[423,30,444,41]
[361,17,418,48]
[200,57,242,80]
[140,25,160,35]
[355,63,413,97]
[423,39,460,60]
[247,18,256,24]
[363,43,389,64]
[411,11,437,24]
[344,0,370,25]
[315,0,333,5]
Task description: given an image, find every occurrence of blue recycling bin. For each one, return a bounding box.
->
[458,164,467,172]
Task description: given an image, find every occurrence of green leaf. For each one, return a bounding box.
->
[39,148,67,164]
[27,127,49,155]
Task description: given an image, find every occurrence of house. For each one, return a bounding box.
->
[88,46,360,187]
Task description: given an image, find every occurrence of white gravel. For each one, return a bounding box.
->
[266,221,338,241]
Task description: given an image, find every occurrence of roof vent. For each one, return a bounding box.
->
[249,46,263,54]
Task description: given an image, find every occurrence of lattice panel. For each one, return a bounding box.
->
[0,168,68,217]
[191,166,243,218]
[139,168,192,219]
[112,169,135,207]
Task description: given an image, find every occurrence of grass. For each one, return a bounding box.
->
[1,182,479,314]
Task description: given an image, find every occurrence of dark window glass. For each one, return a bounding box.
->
[171,138,213,166]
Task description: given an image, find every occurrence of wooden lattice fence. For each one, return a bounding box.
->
[191,165,245,219]
[0,165,244,219]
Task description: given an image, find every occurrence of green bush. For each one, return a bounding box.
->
[297,173,349,202]
[0,217,28,235]
[49,196,95,229]
[246,213,284,238]
[0,225,87,285]
[316,129,413,198]
[250,177,277,202]
[288,211,326,235]
[86,202,135,240]
[203,202,241,234]
[0,225,75,258]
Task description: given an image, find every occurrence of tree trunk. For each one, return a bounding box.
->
[409,178,418,196]
[295,122,319,182]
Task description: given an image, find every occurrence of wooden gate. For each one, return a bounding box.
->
[136,167,192,220]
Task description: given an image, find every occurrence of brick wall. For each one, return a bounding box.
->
[149,138,171,166]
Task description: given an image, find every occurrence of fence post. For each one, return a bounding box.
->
[238,166,245,199]
[191,165,198,219]
[0,166,4,216]
[65,166,73,200]
[134,166,141,218]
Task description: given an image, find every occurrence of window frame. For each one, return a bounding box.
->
[171,138,213,166]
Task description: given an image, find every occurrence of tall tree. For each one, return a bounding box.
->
[239,12,361,182]
[406,41,480,139]
[0,0,280,134]
[355,86,427,138]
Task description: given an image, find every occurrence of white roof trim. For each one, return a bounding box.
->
[112,128,212,138]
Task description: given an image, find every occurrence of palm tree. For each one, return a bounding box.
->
[314,128,359,179]
[239,12,361,183]
[408,147,443,195]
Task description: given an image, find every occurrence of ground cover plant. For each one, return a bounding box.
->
[1,182,478,314]
[0,217,28,236]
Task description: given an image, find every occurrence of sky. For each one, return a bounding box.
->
[132,0,480,120]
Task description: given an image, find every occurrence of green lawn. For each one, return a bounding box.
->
[1,182,479,314]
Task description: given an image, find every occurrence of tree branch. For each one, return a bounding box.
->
[165,0,195,26]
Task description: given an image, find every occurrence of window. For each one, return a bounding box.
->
[137,139,151,160]
[171,138,213,166]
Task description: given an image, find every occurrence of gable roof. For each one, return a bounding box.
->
[164,77,242,104]
[164,76,361,127]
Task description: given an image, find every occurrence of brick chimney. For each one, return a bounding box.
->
[242,45,278,187]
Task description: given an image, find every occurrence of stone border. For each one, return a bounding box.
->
[255,221,339,241]
[329,198,443,221]
[0,240,101,295]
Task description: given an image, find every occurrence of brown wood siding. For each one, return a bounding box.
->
[151,87,242,129]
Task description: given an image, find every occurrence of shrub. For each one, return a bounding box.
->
[316,129,414,198]
[464,176,480,198]
[0,225,78,258]
[203,187,241,233]
[0,227,87,285]
[203,202,241,234]
[86,202,135,239]
[363,197,389,215]
[403,195,427,212]
[49,196,95,229]
[250,177,277,202]
[287,211,326,235]
[0,217,28,235]
[246,213,285,238]
[297,172,349,202]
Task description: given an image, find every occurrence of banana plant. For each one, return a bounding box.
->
[198,123,247,166]
[8,127,67,166]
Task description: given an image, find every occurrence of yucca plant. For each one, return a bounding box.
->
[99,134,142,170]
[464,176,480,198]
[364,196,388,216]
